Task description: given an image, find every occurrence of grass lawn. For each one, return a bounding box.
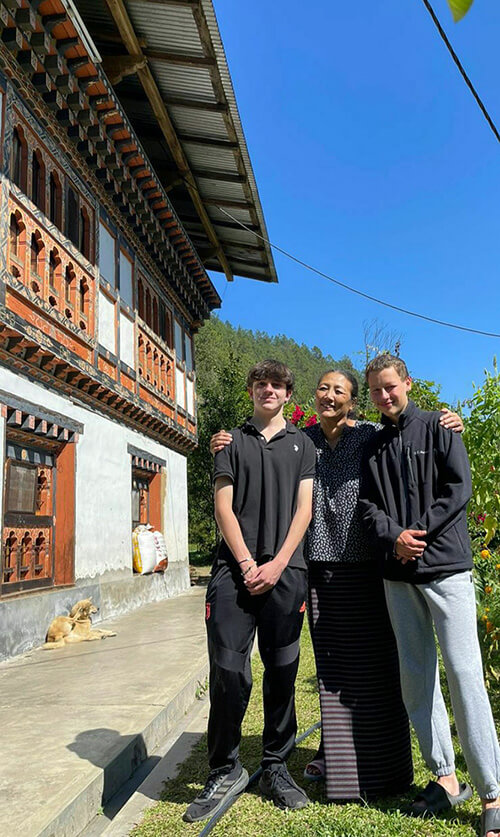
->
[131,620,496,837]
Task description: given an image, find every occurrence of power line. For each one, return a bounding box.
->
[216,206,500,339]
[420,0,500,144]
[180,5,500,339]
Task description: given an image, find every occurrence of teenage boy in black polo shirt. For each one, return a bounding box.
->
[184,360,315,823]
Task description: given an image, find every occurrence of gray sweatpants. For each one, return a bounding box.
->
[384,571,500,799]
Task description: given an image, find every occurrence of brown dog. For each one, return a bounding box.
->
[43,598,117,649]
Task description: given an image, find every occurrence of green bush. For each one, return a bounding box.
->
[463,360,500,545]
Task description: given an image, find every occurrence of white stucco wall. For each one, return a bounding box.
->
[186,377,194,417]
[176,366,185,410]
[0,368,188,582]
[119,311,135,370]
[98,289,116,353]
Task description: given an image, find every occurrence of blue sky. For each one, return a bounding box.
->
[207,0,500,405]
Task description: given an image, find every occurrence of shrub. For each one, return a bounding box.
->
[463,360,500,545]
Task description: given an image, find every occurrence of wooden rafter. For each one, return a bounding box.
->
[103,0,234,281]
[163,97,228,113]
[143,49,215,67]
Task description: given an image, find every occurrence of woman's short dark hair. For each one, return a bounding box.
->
[317,368,359,400]
[246,359,294,392]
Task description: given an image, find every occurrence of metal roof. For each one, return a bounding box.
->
[73,0,277,284]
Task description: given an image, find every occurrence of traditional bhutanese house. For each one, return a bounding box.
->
[0,0,276,659]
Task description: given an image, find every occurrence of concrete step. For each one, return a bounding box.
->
[95,693,209,837]
[0,585,208,837]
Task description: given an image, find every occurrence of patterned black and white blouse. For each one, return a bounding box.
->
[304,421,381,563]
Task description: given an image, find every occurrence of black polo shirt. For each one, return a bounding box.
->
[213,418,316,570]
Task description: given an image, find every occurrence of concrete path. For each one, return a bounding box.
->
[0,585,208,837]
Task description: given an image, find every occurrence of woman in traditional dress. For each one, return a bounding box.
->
[301,368,411,800]
[211,367,462,801]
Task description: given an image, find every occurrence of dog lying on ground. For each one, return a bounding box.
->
[43,598,117,649]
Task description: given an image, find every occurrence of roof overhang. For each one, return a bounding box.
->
[73,0,277,284]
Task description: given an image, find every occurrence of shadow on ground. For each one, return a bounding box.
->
[67,728,160,803]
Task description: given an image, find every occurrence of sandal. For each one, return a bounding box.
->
[481,807,500,837]
[410,779,472,817]
[303,758,325,783]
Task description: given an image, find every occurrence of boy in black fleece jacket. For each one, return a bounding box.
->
[359,354,500,836]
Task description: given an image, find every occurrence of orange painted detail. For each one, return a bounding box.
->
[98,355,117,380]
[54,443,75,586]
[121,372,136,393]
[6,288,92,362]
[138,385,173,416]
[148,472,162,531]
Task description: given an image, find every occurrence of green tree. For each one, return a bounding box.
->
[188,316,353,555]
[410,378,448,411]
[462,361,500,545]
[187,347,249,556]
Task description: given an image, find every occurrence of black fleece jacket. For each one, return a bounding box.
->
[359,399,473,582]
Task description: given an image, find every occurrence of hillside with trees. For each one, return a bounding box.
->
[188,316,449,554]
[187,316,358,554]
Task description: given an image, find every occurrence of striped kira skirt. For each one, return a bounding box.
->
[308,560,413,800]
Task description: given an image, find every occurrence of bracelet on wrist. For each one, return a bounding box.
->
[241,562,256,577]
[237,557,252,565]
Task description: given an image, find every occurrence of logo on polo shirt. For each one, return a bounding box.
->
[293,444,299,452]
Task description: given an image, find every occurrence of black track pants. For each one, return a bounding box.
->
[205,562,307,771]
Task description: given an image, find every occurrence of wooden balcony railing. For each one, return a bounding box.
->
[2,526,52,586]
[137,326,175,403]
[7,197,95,339]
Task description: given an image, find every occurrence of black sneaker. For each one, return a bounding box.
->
[183,764,249,823]
[258,763,309,810]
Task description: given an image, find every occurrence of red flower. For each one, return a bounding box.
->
[305,414,318,427]
[291,405,305,425]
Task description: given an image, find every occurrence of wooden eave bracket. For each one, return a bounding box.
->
[101,53,146,85]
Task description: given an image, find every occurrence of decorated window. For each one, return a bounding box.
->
[31,149,45,213]
[174,319,185,363]
[11,127,27,192]
[158,301,172,347]
[9,213,20,259]
[3,448,55,591]
[185,333,193,373]
[80,206,90,260]
[119,249,133,307]
[49,171,62,229]
[137,277,144,319]
[30,231,43,279]
[6,461,37,514]
[66,186,79,248]
[99,220,116,286]
[132,472,150,530]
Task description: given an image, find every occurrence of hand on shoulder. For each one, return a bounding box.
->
[439,408,463,433]
[210,430,233,454]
